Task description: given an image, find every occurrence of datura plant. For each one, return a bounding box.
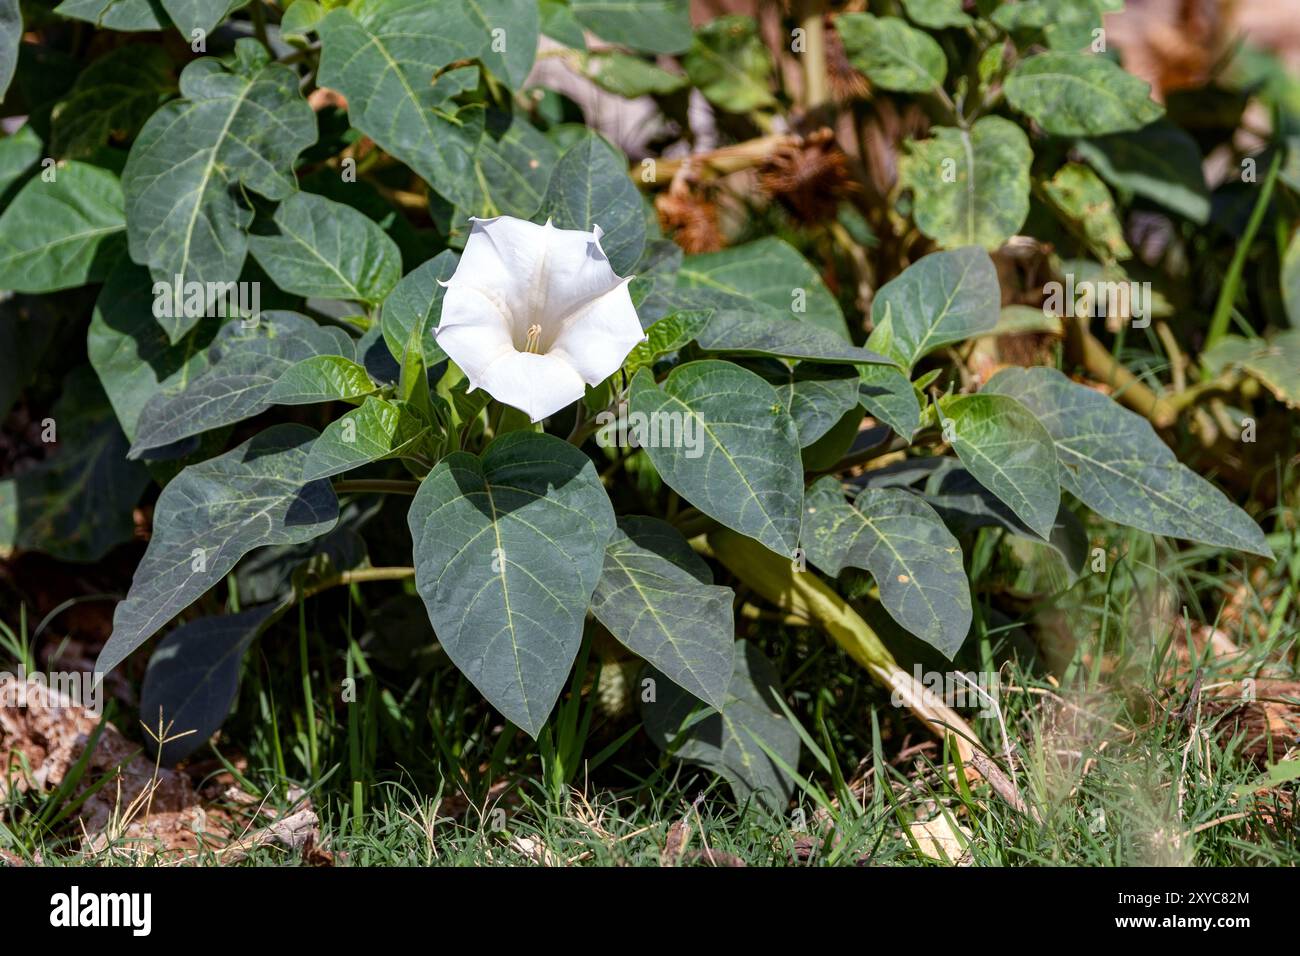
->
[0,0,1293,810]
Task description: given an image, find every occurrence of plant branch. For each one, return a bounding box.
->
[1205,150,1282,352]
[333,479,420,496]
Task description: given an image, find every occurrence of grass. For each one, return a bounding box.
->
[2,497,1297,867]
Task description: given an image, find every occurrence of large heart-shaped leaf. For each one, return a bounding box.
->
[97,424,339,675]
[543,132,645,275]
[900,117,1032,251]
[459,117,559,222]
[984,366,1270,555]
[1004,52,1163,137]
[802,476,970,657]
[591,516,735,710]
[249,191,401,305]
[407,431,615,736]
[942,393,1060,540]
[121,41,316,340]
[380,249,458,370]
[629,362,803,557]
[0,161,125,292]
[140,603,276,765]
[868,246,1000,371]
[129,311,352,457]
[642,639,799,812]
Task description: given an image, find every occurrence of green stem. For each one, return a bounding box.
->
[333,479,420,496]
[1205,150,1282,352]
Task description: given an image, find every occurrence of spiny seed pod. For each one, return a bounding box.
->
[655,175,725,254]
[759,128,856,224]
[825,18,870,103]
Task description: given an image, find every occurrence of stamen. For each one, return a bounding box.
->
[524,323,543,354]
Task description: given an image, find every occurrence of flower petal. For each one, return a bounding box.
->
[476,351,587,422]
[435,283,517,384]
[547,280,646,385]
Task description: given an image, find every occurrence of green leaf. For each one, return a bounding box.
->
[697,312,892,365]
[0,161,126,293]
[317,9,483,207]
[642,639,799,812]
[0,0,19,101]
[803,476,970,656]
[267,355,379,406]
[98,424,339,675]
[249,191,401,304]
[55,0,166,31]
[570,0,691,55]
[591,516,735,710]
[0,369,150,562]
[408,431,615,736]
[161,0,246,38]
[1202,331,1300,410]
[543,132,645,275]
[129,312,353,457]
[88,261,221,443]
[380,250,458,370]
[628,361,803,557]
[900,0,971,29]
[1076,119,1210,224]
[984,366,1270,555]
[835,12,947,93]
[992,0,1110,50]
[281,0,325,39]
[540,0,586,48]
[139,604,276,764]
[752,360,861,447]
[459,117,560,221]
[585,52,686,98]
[623,308,711,377]
[1041,162,1131,261]
[674,237,850,340]
[867,246,1001,370]
[121,42,317,338]
[683,15,775,113]
[0,125,41,198]
[920,464,1088,578]
[942,393,1060,540]
[50,46,174,159]
[900,117,1032,251]
[302,397,433,480]
[1004,52,1163,137]
[858,363,922,439]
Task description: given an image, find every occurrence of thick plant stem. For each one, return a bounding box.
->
[798,2,828,109]
[704,528,980,763]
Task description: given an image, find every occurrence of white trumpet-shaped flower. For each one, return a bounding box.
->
[434,216,645,422]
